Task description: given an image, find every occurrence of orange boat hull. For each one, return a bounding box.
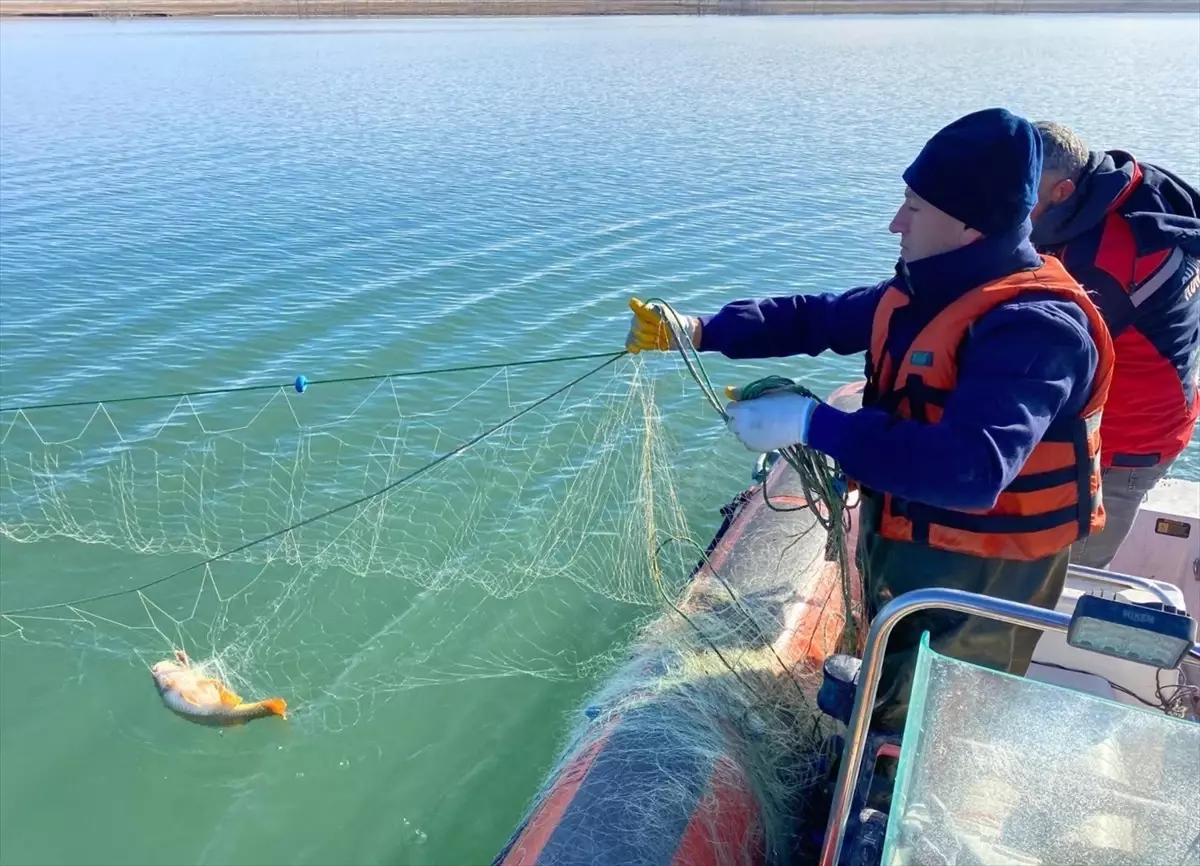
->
[494,384,868,866]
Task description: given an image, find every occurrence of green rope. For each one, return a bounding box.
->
[732,375,857,651]
[0,351,627,414]
[642,296,729,421]
[643,298,858,652]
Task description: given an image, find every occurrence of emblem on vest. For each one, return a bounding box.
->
[1183,266,1199,303]
[910,350,935,367]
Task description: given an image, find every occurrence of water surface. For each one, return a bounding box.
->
[1,13,1197,866]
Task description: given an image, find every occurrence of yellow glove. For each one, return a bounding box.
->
[625,298,700,354]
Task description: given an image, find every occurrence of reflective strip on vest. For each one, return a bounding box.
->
[863,256,1116,562]
[1129,247,1186,307]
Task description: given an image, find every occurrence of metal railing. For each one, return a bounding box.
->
[817,586,1200,866]
[1066,563,1178,607]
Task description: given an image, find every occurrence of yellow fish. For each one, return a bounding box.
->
[151,650,287,725]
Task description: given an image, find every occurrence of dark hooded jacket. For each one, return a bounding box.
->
[1031,150,1200,467]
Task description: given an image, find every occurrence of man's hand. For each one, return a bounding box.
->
[625,298,700,354]
[725,391,818,453]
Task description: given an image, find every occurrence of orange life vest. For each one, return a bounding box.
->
[861,255,1116,562]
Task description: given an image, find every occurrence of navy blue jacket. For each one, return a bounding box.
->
[698,225,1100,512]
[1031,150,1200,465]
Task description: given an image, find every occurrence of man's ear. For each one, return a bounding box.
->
[1053,177,1077,205]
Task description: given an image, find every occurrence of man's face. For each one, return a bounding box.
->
[888,188,982,263]
[1031,173,1077,223]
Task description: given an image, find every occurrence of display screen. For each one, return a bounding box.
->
[1069,617,1188,668]
[1067,593,1196,670]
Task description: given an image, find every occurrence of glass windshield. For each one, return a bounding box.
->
[882,635,1200,866]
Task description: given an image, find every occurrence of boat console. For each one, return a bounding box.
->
[820,584,1200,866]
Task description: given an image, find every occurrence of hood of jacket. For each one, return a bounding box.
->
[1031,149,1200,257]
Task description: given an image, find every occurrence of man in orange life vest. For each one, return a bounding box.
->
[626,108,1115,731]
[1030,121,1200,569]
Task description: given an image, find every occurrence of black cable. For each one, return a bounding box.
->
[1034,661,1164,710]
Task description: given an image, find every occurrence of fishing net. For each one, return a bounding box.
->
[0,351,859,864]
[493,441,858,866]
[2,357,679,714]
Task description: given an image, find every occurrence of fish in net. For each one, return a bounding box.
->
[1,350,861,863]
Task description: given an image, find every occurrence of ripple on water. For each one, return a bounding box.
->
[0,16,1198,866]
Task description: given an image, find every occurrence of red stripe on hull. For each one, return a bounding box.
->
[670,757,763,866]
[501,726,614,865]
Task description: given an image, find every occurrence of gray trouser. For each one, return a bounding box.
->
[1070,461,1175,569]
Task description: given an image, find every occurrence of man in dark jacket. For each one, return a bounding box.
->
[625,108,1115,732]
[1029,121,1200,569]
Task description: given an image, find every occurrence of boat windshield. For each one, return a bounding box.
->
[881,636,1200,866]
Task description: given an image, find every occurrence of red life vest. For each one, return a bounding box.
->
[862,255,1116,562]
[1071,161,1200,467]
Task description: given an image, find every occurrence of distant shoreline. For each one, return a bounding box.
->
[2,0,1197,19]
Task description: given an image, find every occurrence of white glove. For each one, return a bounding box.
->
[725,392,818,453]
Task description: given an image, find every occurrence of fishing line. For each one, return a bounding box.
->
[0,351,625,414]
[1,352,626,616]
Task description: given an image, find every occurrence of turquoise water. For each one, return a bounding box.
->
[1,13,1198,866]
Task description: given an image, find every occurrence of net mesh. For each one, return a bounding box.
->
[1,362,674,588]
[1,355,846,861]
[4,360,686,708]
